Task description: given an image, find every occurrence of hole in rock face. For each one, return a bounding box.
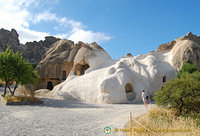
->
[74,64,89,76]
[163,76,166,83]
[62,71,66,80]
[47,81,53,90]
[125,83,136,101]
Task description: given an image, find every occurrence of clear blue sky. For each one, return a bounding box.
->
[1,0,200,59]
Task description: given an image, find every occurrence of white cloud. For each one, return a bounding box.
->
[0,0,48,43]
[18,27,49,43]
[33,10,83,29]
[54,33,68,39]
[33,11,58,24]
[34,10,112,44]
[0,0,30,29]
[68,28,112,44]
[0,0,112,44]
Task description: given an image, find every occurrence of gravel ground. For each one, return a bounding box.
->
[0,89,149,136]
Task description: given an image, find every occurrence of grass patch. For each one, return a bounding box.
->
[3,95,42,103]
[126,107,200,136]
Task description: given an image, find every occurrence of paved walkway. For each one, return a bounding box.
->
[0,97,149,136]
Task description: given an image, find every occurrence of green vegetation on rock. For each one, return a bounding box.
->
[178,63,198,78]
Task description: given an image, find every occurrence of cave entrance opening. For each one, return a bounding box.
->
[47,81,53,90]
[125,83,136,101]
[163,76,166,83]
[74,64,89,76]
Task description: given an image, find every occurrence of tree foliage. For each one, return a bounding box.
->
[0,47,39,96]
[178,63,198,78]
[154,77,200,114]
[154,63,200,114]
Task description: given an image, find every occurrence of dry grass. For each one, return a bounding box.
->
[3,95,42,103]
[0,80,5,86]
[126,107,200,136]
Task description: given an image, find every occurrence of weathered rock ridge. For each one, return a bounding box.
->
[0,28,60,64]
[23,36,60,64]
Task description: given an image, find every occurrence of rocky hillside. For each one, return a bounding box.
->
[23,36,60,64]
[0,28,60,64]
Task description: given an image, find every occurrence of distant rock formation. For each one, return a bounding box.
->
[0,28,21,52]
[126,53,133,57]
[0,28,60,64]
[23,36,60,64]
[157,41,176,52]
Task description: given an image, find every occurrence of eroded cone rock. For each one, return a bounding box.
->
[72,42,108,76]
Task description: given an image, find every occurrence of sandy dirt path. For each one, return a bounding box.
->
[0,98,148,136]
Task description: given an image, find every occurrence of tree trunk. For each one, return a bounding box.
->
[8,86,13,96]
[3,81,7,97]
[12,84,18,96]
[179,98,184,113]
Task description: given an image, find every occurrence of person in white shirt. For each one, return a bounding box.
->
[141,90,148,108]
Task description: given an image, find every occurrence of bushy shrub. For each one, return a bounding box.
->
[154,77,200,114]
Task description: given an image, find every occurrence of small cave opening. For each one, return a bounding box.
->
[74,64,89,76]
[163,76,166,83]
[47,81,53,90]
[62,70,66,80]
[125,83,136,101]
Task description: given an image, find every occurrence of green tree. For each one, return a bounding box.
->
[155,63,200,114]
[154,77,200,114]
[31,63,37,69]
[0,47,39,96]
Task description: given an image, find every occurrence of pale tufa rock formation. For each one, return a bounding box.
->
[35,40,107,90]
[52,49,177,103]
[50,32,200,104]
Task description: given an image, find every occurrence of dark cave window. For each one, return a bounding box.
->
[47,81,53,90]
[62,71,66,80]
